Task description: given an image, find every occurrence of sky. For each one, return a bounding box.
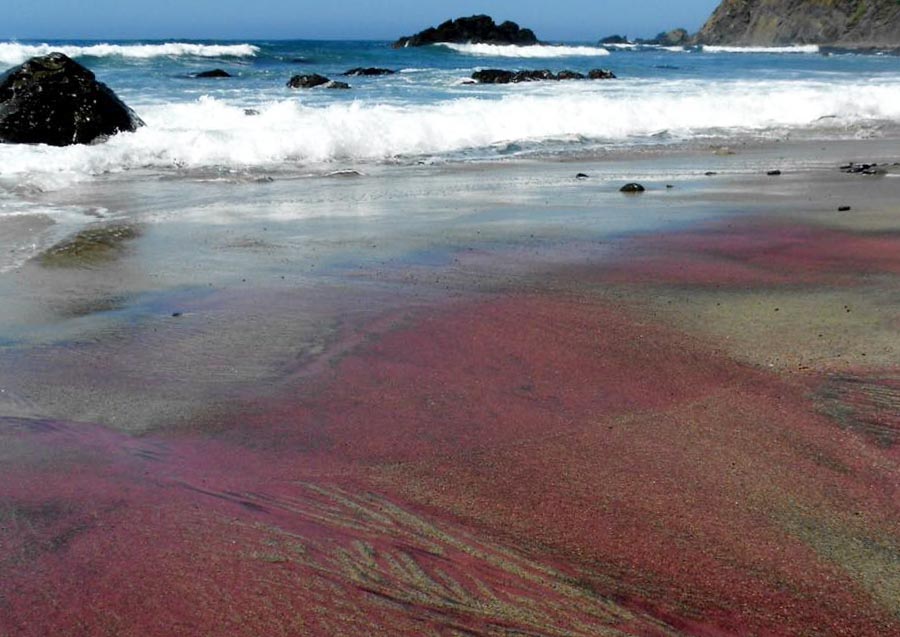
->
[1,1,722,41]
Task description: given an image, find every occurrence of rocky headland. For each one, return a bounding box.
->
[696,0,900,46]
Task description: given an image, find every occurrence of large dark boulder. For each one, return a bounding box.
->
[286,73,331,89]
[394,15,539,48]
[0,53,144,146]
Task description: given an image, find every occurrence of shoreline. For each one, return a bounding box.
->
[1,137,899,635]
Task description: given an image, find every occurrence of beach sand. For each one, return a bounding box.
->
[0,138,898,635]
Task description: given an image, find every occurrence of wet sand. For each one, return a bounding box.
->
[1,139,899,636]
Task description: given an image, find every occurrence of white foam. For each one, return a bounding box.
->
[440,43,611,58]
[2,79,900,192]
[702,44,820,54]
[0,42,259,68]
[601,43,639,50]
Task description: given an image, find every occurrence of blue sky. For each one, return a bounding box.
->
[1,1,721,41]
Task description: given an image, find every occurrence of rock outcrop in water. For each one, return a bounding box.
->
[287,73,330,88]
[638,28,692,46]
[599,34,631,45]
[342,67,395,76]
[286,74,351,89]
[0,53,144,146]
[393,15,539,48]
[696,0,900,46]
[193,69,232,78]
[471,68,617,84]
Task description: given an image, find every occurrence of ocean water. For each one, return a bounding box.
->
[1,39,900,273]
[2,39,900,183]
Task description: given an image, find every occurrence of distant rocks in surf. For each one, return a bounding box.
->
[471,68,617,84]
[620,183,646,193]
[599,29,691,47]
[342,67,395,76]
[473,69,554,83]
[588,69,617,79]
[393,15,539,48]
[0,53,143,146]
[637,28,692,46]
[286,74,350,89]
[840,162,887,175]
[192,69,232,78]
[599,34,631,45]
[287,73,329,88]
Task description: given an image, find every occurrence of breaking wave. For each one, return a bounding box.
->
[0,41,260,68]
[440,43,611,58]
[702,44,821,54]
[2,78,900,191]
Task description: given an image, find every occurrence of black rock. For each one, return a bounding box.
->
[0,53,144,146]
[588,68,617,80]
[575,173,589,179]
[471,69,542,83]
[705,171,718,176]
[394,15,539,48]
[514,69,555,82]
[838,205,852,212]
[342,67,396,76]
[841,162,885,175]
[620,183,645,193]
[193,69,232,78]
[471,69,573,84]
[286,73,331,89]
[472,69,515,84]
[470,68,617,84]
[325,81,351,89]
[600,34,630,45]
[767,169,782,176]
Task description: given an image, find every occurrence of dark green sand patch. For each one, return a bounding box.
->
[818,373,900,447]
[37,224,141,268]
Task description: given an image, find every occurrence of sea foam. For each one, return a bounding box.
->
[2,79,899,192]
[702,45,821,54]
[0,42,259,68]
[440,43,611,58]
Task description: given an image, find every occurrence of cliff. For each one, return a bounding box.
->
[696,0,900,46]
